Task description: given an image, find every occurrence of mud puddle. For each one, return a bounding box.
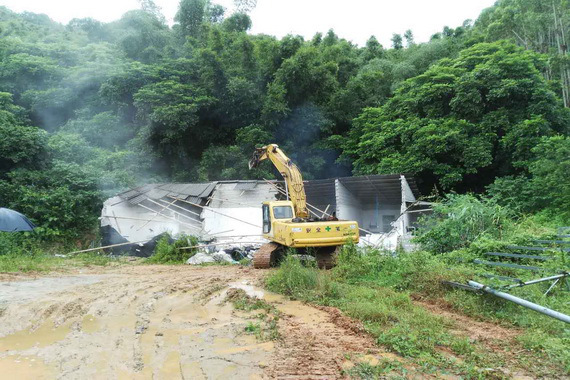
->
[0,267,275,379]
[0,266,389,379]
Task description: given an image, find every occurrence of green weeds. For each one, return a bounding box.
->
[226,288,281,341]
[265,245,570,377]
[146,234,199,264]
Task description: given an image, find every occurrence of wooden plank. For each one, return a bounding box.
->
[485,252,551,261]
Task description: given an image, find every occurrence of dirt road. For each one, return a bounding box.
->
[0,265,384,379]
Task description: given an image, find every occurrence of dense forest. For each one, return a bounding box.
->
[0,0,569,238]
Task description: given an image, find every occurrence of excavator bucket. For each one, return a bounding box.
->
[248,149,263,170]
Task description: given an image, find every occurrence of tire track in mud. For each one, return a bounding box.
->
[0,266,399,379]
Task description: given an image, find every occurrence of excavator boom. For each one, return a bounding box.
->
[249,144,309,218]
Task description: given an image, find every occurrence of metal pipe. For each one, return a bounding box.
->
[506,273,568,290]
[468,281,570,324]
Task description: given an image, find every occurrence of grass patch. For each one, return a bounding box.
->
[0,251,116,273]
[226,288,281,341]
[265,247,569,377]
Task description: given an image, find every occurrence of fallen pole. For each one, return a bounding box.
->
[468,281,570,324]
[67,240,150,255]
[101,215,171,223]
[179,241,266,250]
[505,273,569,290]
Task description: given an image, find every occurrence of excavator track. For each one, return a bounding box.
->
[316,246,341,269]
[253,243,280,269]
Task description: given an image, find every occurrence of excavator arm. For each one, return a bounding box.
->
[249,144,310,218]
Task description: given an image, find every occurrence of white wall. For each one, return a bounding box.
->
[335,179,362,225]
[201,207,265,243]
[360,204,400,233]
[208,183,278,208]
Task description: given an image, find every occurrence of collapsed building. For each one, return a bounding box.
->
[100,174,431,254]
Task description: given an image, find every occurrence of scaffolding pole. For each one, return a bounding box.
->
[468,281,570,324]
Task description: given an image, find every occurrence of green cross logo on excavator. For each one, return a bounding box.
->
[325,226,332,232]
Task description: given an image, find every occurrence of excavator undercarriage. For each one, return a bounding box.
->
[253,243,340,269]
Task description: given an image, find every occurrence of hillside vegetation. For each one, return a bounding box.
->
[0,0,568,239]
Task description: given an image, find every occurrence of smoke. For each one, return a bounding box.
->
[273,102,351,179]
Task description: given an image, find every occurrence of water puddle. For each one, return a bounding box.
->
[81,315,101,334]
[230,280,329,324]
[0,275,108,305]
[0,355,56,379]
[0,319,72,352]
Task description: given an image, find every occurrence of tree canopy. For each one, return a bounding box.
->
[0,0,569,237]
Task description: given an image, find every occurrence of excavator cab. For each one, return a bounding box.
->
[262,201,294,236]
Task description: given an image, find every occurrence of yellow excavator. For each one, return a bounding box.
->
[249,144,359,268]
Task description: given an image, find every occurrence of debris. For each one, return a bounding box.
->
[212,251,237,264]
[186,252,216,265]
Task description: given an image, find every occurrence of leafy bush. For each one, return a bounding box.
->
[488,136,570,220]
[414,194,513,253]
[147,234,199,264]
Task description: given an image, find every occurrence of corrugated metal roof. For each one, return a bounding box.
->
[336,174,415,203]
[116,182,218,205]
[127,194,147,205]
[234,182,258,191]
[113,175,420,207]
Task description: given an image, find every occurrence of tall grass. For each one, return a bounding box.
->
[267,249,569,376]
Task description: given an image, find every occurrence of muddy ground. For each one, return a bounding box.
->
[0,265,390,379]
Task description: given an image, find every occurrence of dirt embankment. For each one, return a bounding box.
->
[0,265,384,379]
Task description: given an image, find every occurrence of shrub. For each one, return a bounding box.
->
[147,234,199,264]
[414,194,512,253]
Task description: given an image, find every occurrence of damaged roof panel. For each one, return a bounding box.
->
[234,182,258,191]
[116,182,218,205]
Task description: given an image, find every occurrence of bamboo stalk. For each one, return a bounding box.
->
[68,240,150,255]
[178,241,266,250]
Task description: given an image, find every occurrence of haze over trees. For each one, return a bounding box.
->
[0,0,569,236]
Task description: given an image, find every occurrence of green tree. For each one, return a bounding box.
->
[391,33,403,50]
[175,0,208,39]
[343,41,569,191]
